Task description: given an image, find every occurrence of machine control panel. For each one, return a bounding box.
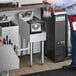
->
[27,16,45,34]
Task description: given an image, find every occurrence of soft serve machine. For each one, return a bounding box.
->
[18,11,46,66]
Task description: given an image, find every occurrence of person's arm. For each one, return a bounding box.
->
[53,0,76,8]
[44,0,76,8]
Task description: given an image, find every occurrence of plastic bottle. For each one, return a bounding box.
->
[14,45,16,52]
[6,35,8,44]
[9,39,11,44]
[0,37,3,45]
[3,38,6,44]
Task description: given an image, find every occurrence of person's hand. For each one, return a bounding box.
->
[44,0,53,4]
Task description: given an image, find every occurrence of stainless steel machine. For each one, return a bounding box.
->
[0,15,21,56]
[18,11,46,66]
[0,15,19,76]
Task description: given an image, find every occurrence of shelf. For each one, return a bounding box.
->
[0,4,43,12]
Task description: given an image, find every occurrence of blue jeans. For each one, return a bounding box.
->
[71,30,76,67]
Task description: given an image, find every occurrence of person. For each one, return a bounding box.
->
[44,0,76,69]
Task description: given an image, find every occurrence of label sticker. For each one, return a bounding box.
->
[72,21,76,31]
[56,16,65,21]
